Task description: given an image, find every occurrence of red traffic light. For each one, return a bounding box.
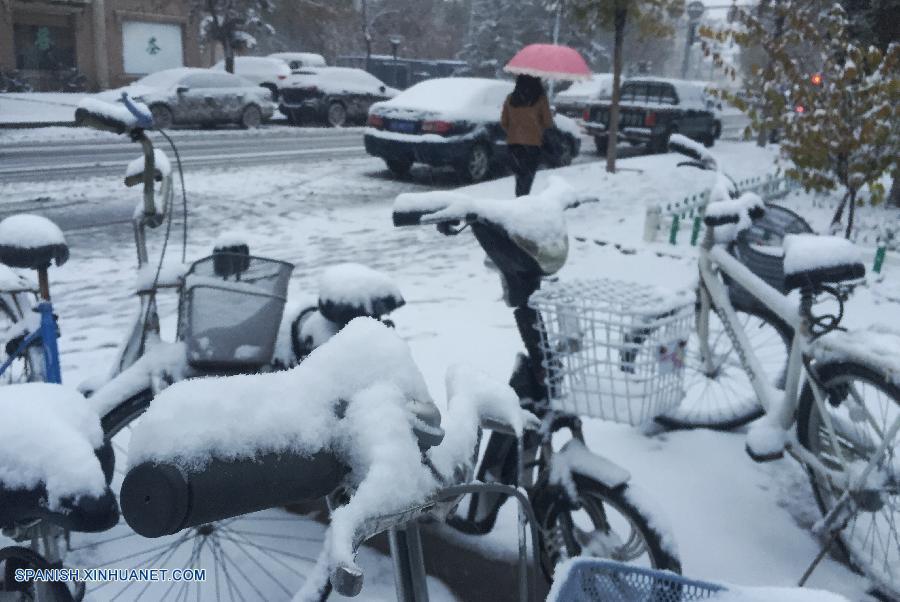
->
[810,73,823,86]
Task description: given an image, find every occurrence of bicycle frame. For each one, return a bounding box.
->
[0,301,60,384]
[697,227,900,494]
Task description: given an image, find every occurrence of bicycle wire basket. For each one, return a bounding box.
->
[529,279,694,425]
[549,558,725,602]
[181,254,294,370]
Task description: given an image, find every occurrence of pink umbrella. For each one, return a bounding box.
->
[504,44,592,81]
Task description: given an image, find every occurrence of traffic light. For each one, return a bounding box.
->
[810,72,823,86]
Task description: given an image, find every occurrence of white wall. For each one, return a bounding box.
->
[122,21,184,75]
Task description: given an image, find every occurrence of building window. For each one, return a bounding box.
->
[14,24,76,70]
[122,21,184,75]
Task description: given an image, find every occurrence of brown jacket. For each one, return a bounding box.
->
[501,94,553,147]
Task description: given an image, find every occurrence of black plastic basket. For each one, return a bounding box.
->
[181,254,293,370]
[728,203,813,310]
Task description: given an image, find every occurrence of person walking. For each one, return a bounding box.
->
[501,74,552,197]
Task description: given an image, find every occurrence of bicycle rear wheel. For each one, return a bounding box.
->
[538,475,682,581]
[797,361,900,599]
[67,390,332,602]
[657,304,791,430]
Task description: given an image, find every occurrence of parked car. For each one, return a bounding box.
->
[279,67,398,127]
[553,73,614,119]
[82,68,274,129]
[268,52,327,71]
[364,77,581,181]
[212,56,290,100]
[582,77,719,154]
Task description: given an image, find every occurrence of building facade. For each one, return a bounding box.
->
[0,0,210,91]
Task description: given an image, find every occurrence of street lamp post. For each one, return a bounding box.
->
[681,1,706,79]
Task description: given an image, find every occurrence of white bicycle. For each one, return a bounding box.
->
[667,137,899,598]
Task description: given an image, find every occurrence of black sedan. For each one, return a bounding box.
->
[364,77,581,182]
[279,67,398,127]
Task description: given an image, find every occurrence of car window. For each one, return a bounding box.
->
[182,73,243,88]
[659,84,677,104]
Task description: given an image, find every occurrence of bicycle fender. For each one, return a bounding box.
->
[549,439,631,501]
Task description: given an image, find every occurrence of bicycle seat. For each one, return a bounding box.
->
[0,214,69,270]
[318,264,405,325]
[782,234,865,291]
[0,383,116,532]
[0,483,118,533]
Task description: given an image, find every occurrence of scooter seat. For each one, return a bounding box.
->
[0,215,69,270]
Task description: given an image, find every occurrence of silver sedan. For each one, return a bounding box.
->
[88,67,275,129]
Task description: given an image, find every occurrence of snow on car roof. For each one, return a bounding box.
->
[621,77,709,109]
[371,77,514,121]
[269,52,327,67]
[134,67,209,89]
[556,74,613,100]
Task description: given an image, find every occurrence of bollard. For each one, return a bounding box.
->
[644,205,662,243]
[669,214,680,245]
[873,246,886,274]
[691,216,703,246]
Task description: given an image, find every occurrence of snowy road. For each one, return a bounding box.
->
[0,127,366,182]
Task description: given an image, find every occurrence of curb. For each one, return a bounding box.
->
[0,121,76,129]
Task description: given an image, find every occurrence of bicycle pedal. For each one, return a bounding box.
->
[745,443,784,463]
[331,563,363,597]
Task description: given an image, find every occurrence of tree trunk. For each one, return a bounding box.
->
[756,1,784,148]
[844,187,857,239]
[890,165,900,207]
[606,5,627,174]
[830,190,850,234]
[223,37,235,73]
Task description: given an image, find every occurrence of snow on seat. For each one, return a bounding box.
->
[318,263,404,324]
[0,214,69,270]
[0,383,116,532]
[782,234,865,291]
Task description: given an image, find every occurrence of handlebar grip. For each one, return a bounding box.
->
[121,93,154,129]
[120,450,348,538]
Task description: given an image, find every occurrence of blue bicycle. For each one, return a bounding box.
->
[0,96,401,602]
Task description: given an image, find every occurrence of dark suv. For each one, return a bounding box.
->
[583,78,719,154]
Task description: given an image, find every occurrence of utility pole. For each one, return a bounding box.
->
[549,1,564,97]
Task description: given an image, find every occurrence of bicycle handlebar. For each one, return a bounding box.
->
[121,92,155,129]
[119,450,348,538]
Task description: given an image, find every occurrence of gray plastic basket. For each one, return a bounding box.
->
[181,255,293,370]
[549,559,725,602]
[728,203,813,310]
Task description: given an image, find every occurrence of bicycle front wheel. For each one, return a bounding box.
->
[68,390,331,602]
[797,361,900,599]
[0,292,46,385]
[538,475,682,580]
[658,304,791,430]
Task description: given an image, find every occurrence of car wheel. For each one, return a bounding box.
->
[458,144,491,182]
[556,139,574,167]
[648,127,675,154]
[149,104,173,129]
[240,105,262,129]
[326,102,347,127]
[594,135,608,155]
[386,158,413,177]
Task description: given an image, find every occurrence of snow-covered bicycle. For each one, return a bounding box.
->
[391,180,684,584]
[0,97,402,601]
[665,138,899,597]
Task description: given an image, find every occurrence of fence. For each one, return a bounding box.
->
[643,174,892,275]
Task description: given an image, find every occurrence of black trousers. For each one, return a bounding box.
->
[508,144,541,197]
